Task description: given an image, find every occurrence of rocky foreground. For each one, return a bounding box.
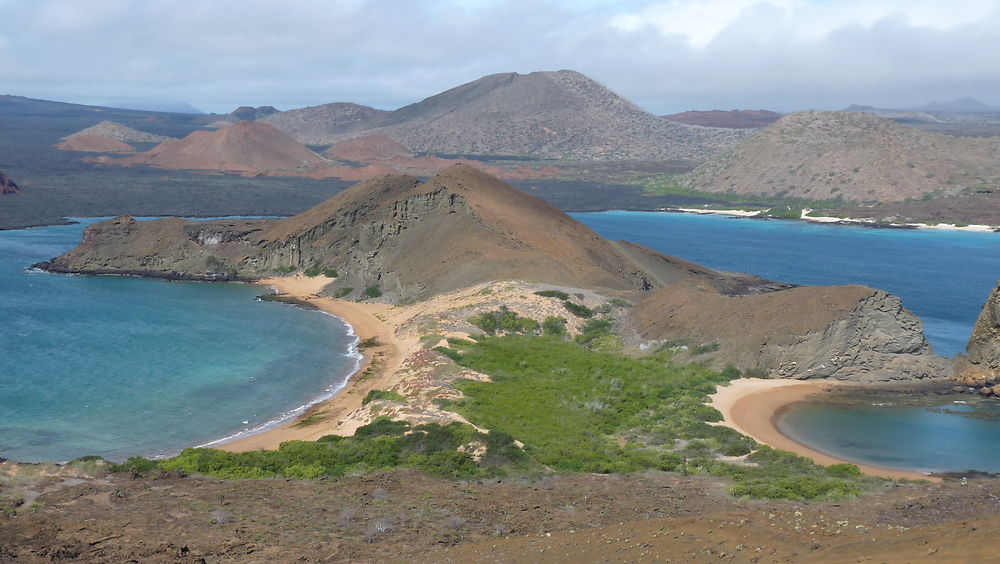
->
[2,461,1000,563]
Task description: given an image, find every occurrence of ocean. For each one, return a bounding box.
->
[574,211,1000,473]
[0,218,359,463]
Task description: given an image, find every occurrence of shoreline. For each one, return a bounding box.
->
[661,206,998,233]
[709,378,939,481]
[217,276,406,452]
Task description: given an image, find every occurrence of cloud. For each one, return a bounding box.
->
[0,0,998,114]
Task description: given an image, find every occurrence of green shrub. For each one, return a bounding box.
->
[303,263,323,277]
[363,285,383,298]
[575,318,612,346]
[433,346,464,362]
[273,265,296,274]
[534,289,570,300]
[362,389,406,405]
[467,307,538,336]
[693,342,720,355]
[562,301,593,318]
[335,287,354,298]
[322,268,338,278]
[542,316,567,337]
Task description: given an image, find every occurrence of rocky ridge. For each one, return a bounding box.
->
[683,111,1000,203]
[630,281,946,381]
[0,169,20,195]
[953,281,1000,394]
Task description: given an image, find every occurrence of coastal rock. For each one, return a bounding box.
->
[631,282,947,382]
[952,280,1000,394]
[0,170,20,195]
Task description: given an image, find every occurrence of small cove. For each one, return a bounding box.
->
[575,210,1000,473]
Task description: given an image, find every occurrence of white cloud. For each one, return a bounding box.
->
[0,0,998,114]
[610,0,997,48]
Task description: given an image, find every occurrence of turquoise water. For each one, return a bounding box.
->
[574,210,1000,473]
[573,211,1000,357]
[1,219,359,463]
[778,400,1000,473]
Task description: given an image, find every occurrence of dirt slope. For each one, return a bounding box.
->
[119,121,328,173]
[324,133,412,162]
[684,111,1000,202]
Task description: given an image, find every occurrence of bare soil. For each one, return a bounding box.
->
[2,464,999,563]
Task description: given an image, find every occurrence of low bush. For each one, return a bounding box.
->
[363,285,383,298]
[562,301,593,318]
[534,289,570,300]
[362,389,406,405]
[467,306,538,336]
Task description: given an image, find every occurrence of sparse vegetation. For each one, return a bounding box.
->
[335,287,354,298]
[362,389,406,405]
[562,301,593,318]
[534,289,570,300]
[111,418,522,480]
[467,306,538,335]
[363,285,383,298]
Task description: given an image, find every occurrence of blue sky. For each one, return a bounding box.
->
[1,0,998,114]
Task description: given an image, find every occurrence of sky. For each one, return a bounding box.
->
[1,0,999,115]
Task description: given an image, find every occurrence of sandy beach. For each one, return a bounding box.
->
[665,206,997,233]
[219,276,406,451]
[710,378,938,481]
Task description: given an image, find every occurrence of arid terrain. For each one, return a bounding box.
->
[682,111,1000,203]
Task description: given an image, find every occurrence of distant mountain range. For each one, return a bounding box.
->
[260,71,749,161]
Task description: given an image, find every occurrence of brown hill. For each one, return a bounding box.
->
[260,102,390,144]
[324,134,412,162]
[661,109,782,128]
[120,121,328,173]
[630,280,945,381]
[263,70,748,161]
[0,170,20,195]
[229,105,278,121]
[63,120,172,143]
[43,163,770,301]
[682,111,1000,202]
[55,134,136,153]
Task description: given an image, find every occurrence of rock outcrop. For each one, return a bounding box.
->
[953,281,1000,394]
[229,105,278,121]
[41,164,771,301]
[631,281,947,382]
[0,170,20,195]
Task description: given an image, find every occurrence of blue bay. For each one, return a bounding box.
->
[1,219,358,463]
